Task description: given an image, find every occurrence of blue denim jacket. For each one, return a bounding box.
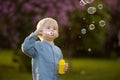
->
[21,33,63,80]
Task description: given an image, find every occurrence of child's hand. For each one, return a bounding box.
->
[64,63,69,72]
[34,29,42,36]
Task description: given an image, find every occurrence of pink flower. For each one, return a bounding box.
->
[104,0,117,10]
[22,3,33,12]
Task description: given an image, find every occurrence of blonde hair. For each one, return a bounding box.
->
[36,18,58,30]
[36,18,58,40]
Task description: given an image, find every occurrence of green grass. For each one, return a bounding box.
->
[0,50,32,80]
[0,50,120,80]
[0,50,20,70]
[61,58,120,80]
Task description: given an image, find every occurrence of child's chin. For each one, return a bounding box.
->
[46,37,55,40]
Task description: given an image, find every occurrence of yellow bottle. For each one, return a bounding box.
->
[58,59,65,74]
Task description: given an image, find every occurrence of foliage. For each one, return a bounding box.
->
[0,0,119,57]
[103,0,120,57]
[59,0,111,57]
[0,0,82,49]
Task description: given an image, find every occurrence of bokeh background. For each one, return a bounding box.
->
[0,0,120,80]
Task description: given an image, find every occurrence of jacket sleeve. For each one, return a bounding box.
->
[21,33,38,58]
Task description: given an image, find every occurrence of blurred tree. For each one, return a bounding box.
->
[59,0,110,58]
[0,0,83,71]
[104,0,120,58]
[0,0,111,55]
[0,0,81,49]
[0,0,112,71]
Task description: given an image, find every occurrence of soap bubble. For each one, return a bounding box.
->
[89,24,95,30]
[69,27,71,30]
[83,17,86,20]
[78,36,81,38]
[99,20,106,27]
[88,48,92,52]
[87,7,96,14]
[98,4,103,10]
[84,0,94,4]
[81,70,86,75]
[81,28,86,34]
[80,0,87,6]
[47,31,53,36]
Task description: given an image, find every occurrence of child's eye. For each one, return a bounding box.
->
[47,26,50,29]
[54,28,56,30]
[53,27,57,30]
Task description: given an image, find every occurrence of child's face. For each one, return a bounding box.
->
[41,21,59,42]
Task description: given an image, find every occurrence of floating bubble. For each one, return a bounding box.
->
[69,27,71,30]
[81,28,86,34]
[84,0,94,4]
[98,4,103,10]
[79,0,87,6]
[99,20,106,27]
[89,24,95,30]
[88,48,92,52]
[83,17,86,20]
[79,0,94,6]
[87,7,96,14]
[80,70,86,75]
[79,36,81,38]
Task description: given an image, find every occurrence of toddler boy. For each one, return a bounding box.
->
[21,18,68,80]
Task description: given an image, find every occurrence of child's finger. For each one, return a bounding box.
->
[64,63,69,71]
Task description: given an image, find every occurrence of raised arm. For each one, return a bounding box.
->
[21,33,38,58]
[21,28,42,57]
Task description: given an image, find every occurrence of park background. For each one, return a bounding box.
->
[0,0,120,80]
